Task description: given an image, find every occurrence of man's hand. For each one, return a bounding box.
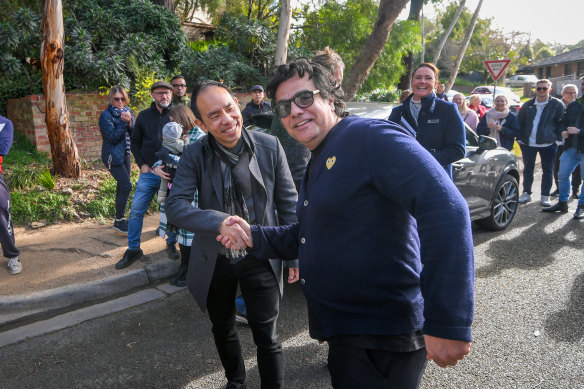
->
[140,164,150,174]
[218,216,252,250]
[424,335,471,368]
[567,126,581,135]
[288,267,299,283]
[562,130,569,139]
[152,165,170,180]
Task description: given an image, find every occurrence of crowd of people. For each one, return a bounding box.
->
[3,45,582,389]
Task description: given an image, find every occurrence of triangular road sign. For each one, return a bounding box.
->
[483,60,511,81]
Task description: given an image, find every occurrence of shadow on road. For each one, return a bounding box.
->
[544,271,584,343]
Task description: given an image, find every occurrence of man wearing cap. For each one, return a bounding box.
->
[170,75,191,106]
[115,80,179,269]
[241,85,271,127]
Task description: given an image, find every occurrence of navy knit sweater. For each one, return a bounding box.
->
[249,115,474,342]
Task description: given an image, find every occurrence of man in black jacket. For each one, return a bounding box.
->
[544,77,584,218]
[115,81,179,269]
[516,79,565,207]
[241,85,271,127]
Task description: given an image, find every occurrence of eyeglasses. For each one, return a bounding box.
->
[172,84,187,88]
[113,97,125,102]
[273,90,320,118]
[536,87,549,91]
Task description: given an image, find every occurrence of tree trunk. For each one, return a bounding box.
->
[343,0,410,101]
[274,0,292,66]
[40,0,81,178]
[151,0,175,13]
[445,0,482,92]
[397,0,424,91]
[432,0,466,64]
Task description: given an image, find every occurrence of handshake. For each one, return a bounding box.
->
[217,216,254,250]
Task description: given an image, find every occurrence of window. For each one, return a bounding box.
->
[565,63,573,75]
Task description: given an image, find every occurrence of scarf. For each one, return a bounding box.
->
[485,107,509,146]
[111,105,131,117]
[208,129,253,262]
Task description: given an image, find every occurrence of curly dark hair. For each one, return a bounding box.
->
[266,58,345,118]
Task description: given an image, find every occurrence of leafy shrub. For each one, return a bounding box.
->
[355,88,400,102]
[10,190,76,225]
[36,169,55,190]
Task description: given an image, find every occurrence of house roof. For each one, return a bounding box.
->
[522,46,584,70]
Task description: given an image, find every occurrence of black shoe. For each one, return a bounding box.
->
[574,204,584,219]
[115,248,143,269]
[542,201,568,213]
[225,381,246,389]
[166,244,180,260]
[170,265,188,286]
[550,189,559,197]
[112,218,128,234]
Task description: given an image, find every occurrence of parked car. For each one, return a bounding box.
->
[467,94,522,113]
[471,86,521,102]
[250,101,520,231]
[505,74,538,88]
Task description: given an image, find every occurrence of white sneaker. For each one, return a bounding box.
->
[518,193,532,203]
[541,196,552,207]
[7,257,22,275]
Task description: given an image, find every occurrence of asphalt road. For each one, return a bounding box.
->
[1,195,584,388]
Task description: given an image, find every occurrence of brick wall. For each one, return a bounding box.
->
[6,93,108,162]
[6,91,261,163]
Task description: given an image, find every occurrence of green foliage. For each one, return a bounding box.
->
[10,190,77,225]
[355,88,400,102]
[296,0,422,94]
[181,42,264,90]
[0,71,43,116]
[3,131,50,166]
[534,46,555,61]
[36,169,55,190]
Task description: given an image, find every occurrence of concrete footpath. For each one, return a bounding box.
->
[0,214,181,330]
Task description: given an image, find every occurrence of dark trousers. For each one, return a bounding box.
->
[327,342,428,389]
[108,154,132,219]
[554,144,581,193]
[0,175,19,258]
[519,143,557,195]
[206,256,283,388]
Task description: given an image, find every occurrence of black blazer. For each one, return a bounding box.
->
[165,130,298,311]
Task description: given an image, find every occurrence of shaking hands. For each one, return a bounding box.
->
[217,216,253,250]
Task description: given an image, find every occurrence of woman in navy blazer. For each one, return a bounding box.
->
[388,63,466,178]
[98,86,134,233]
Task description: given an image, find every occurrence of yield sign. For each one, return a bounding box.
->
[483,59,511,81]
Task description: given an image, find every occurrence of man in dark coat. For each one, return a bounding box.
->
[165,80,298,389]
[241,85,271,127]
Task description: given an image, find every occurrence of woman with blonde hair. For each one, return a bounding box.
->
[476,95,519,151]
[452,93,479,130]
[468,94,487,119]
[98,86,134,234]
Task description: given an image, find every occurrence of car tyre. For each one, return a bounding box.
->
[476,174,519,231]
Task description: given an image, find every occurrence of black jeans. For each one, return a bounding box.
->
[327,342,428,389]
[206,255,283,388]
[107,154,132,219]
[0,175,19,258]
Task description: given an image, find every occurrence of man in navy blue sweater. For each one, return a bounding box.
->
[219,59,474,388]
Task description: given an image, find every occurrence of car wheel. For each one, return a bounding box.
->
[476,174,519,231]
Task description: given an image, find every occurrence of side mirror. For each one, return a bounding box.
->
[476,135,497,154]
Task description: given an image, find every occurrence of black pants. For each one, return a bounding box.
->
[0,175,19,258]
[206,255,283,388]
[554,144,581,193]
[327,342,428,389]
[107,154,132,219]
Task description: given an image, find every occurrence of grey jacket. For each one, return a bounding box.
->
[165,130,298,311]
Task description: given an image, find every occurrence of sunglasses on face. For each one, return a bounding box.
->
[273,90,320,118]
[536,87,549,91]
[114,97,125,102]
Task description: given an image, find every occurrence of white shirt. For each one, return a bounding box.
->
[529,99,553,147]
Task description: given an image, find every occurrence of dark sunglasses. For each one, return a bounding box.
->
[172,84,187,88]
[273,90,320,118]
[114,97,125,102]
[536,87,549,91]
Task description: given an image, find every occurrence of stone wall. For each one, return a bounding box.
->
[6,93,108,162]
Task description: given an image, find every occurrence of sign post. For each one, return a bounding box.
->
[484,59,511,98]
